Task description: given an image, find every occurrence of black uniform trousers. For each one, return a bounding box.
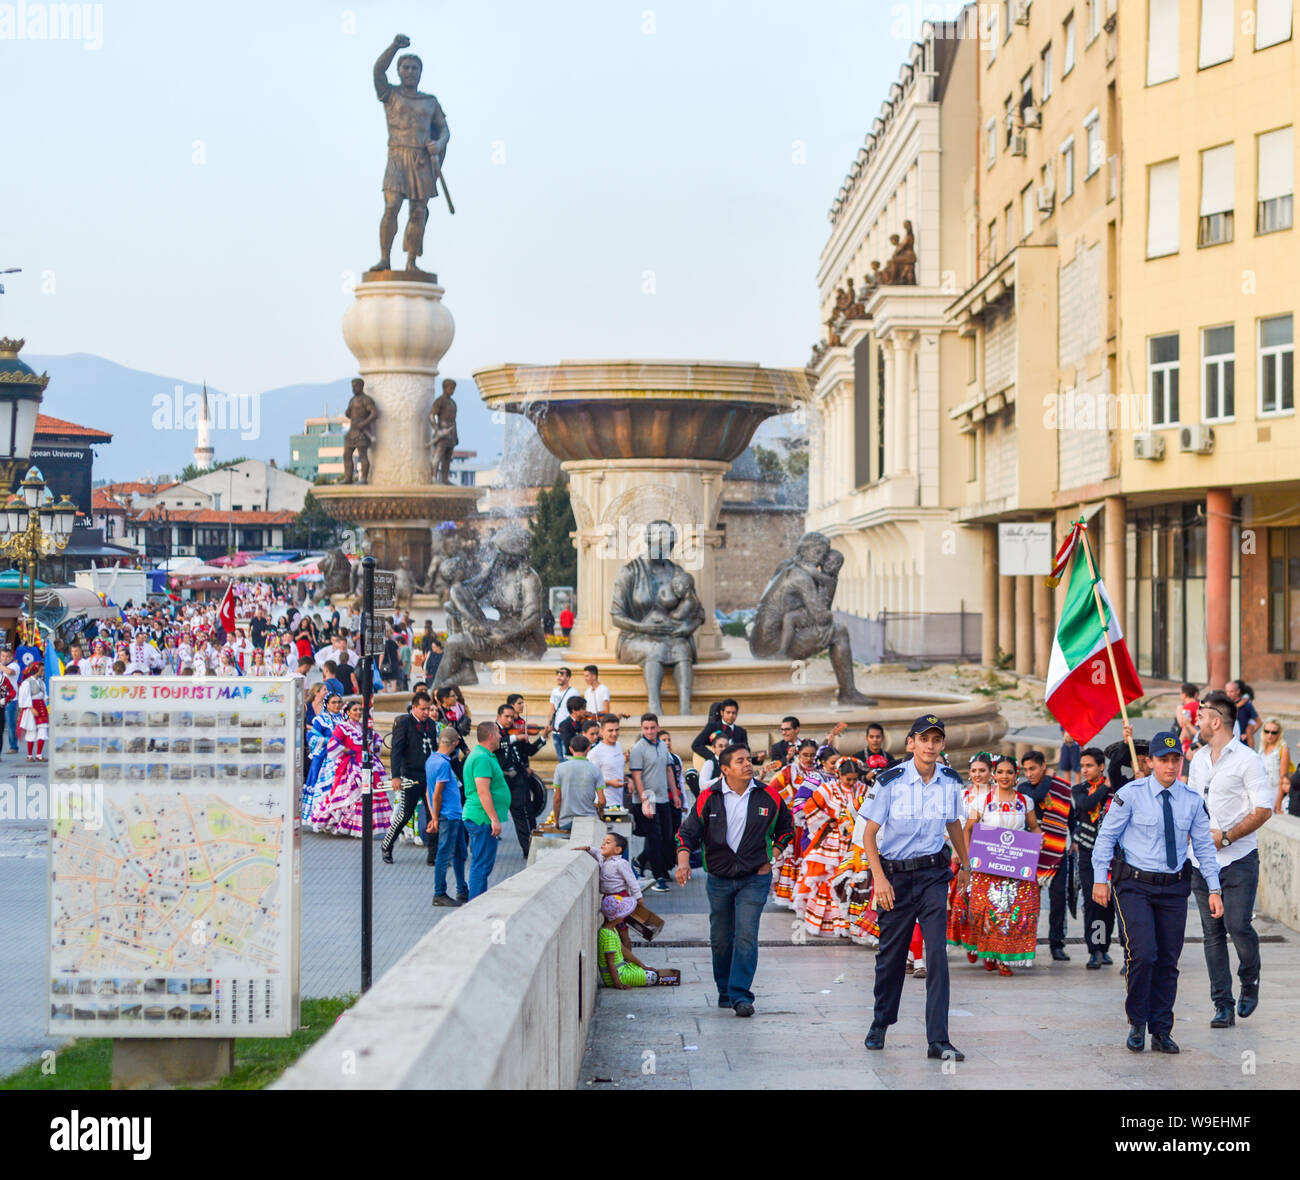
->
[383,779,431,861]
[1078,854,1114,952]
[506,774,534,858]
[872,863,952,1043]
[1113,874,1191,1035]
[1045,859,1068,950]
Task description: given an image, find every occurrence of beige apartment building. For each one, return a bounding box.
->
[1118,0,1297,686]
[806,16,984,663]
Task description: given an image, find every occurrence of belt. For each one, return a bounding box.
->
[1114,861,1189,886]
[881,851,948,874]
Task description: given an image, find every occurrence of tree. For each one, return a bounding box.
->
[285,492,342,550]
[529,477,577,591]
[753,443,786,483]
[178,456,250,484]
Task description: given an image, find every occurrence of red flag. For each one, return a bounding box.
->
[218,582,237,635]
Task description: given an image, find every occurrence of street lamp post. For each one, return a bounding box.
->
[0,467,76,635]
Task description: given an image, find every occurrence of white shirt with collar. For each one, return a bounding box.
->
[720,777,758,852]
[1188,738,1272,870]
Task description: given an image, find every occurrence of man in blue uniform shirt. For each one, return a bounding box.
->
[853,715,971,1061]
[1091,730,1223,1053]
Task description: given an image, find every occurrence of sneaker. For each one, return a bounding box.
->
[381,850,394,865]
[455,894,469,904]
[651,879,671,893]
[431,895,459,907]
[732,1001,755,1018]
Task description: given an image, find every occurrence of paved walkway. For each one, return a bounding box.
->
[580,905,1300,1090]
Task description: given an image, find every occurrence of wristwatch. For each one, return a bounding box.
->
[1221,834,1232,848]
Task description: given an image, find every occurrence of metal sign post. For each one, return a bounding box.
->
[360,556,375,993]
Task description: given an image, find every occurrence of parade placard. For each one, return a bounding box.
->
[968,823,1042,881]
[46,676,302,1038]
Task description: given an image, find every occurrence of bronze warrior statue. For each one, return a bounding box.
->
[342,377,379,485]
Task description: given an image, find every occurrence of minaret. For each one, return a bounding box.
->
[193,382,214,470]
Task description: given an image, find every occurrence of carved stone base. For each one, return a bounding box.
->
[362,268,439,284]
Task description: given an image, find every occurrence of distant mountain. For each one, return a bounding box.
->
[26,353,505,482]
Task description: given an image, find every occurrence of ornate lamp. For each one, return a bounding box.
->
[0,339,47,495]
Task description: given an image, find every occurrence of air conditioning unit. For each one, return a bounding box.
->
[1014,0,1031,24]
[1036,185,1056,213]
[1022,105,1042,129]
[1133,433,1166,460]
[1179,424,1215,454]
[1009,134,1029,157]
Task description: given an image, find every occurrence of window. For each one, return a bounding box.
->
[987,219,999,263]
[1149,334,1181,426]
[966,431,978,483]
[1199,0,1235,66]
[1084,109,1102,177]
[986,119,998,168]
[1260,314,1295,414]
[1060,136,1076,200]
[1267,527,1300,652]
[1020,69,1035,119]
[1198,143,1235,246]
[1063,12,1076,72]
[1004,0,1013,41]
[987,7,999,58]
[1040,162,1055,217]
[1147,159,1181,257]
[1087,0,1102,43]
[1004,201,1016,249]
[1021,184,1035,238]
[1256,0,1293,48]
[1042,43,1054,99]
[1004,94,1016,146]
[1202,325,1235,421]
[1258,126,1294,233]
[1148,0,1181,84]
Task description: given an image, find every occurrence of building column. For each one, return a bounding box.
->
[1103,495,1126,626]
[881,341,900,477]
[1207,486,1233,687]
[891,334,914,474]
[998,572,1016,667]
[1015,575,1034,675]
[982,524,999,666]
[1033,568,1052,678]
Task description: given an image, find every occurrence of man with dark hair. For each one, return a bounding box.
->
[462,721,509,899]
[1020,749,1075,961]
[690,698,748,761]
[382,690,439,864]
[547,666,582,761]
[495,701,551,858]
[1074,745,1115,968]
[675,743,793,1016]
[552,733,605,831]
[556,696,589,757]
[1225,679,1260,748]
[769,716,801,767]
[629,712,680,893]
[852,722,898,781]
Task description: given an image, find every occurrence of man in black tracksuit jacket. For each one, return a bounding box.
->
[674,744,793,1017]
[383,692,439,864]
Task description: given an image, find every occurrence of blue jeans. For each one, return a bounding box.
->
[551,733,567,762]
[434,817,469,899]
[705,870,771,1006]
[4,700,16,751]
[465,820,499,899]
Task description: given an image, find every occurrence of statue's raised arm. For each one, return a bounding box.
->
[374,34,409,99]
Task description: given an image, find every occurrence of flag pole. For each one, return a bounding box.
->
[1077,522,1139,768]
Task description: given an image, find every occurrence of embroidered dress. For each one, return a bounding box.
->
[946,783,981,948]
[960,790,1040,964]
[308,720,391,836]
[796,778,857,937]
[770,762,813,907]
[302,710,342,816]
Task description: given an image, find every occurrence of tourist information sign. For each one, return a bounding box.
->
[46,676,302,1037]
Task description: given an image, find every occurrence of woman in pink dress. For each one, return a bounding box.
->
[308,700,392,837]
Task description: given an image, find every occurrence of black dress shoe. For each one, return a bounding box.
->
[1238,991,1259,1019]
[1126,1023,1146,1052]
[927,1041,965,1061]
[863,1022,886,1050]
[1210,1004,1236,1028]
[1050,947,1070,962]
[381,850,394,865]
[1086,951,1102,969]
[732,1001,755,1018]
[1100,952,1114,965]
[1151,1032,1180,1053]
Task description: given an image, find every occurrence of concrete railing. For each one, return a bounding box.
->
[275,815,602,1090]
[1257,813,1300,932]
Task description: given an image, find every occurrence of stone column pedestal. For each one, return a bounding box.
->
[563,458,729,663]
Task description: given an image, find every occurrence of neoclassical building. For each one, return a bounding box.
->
[806,15,983,661]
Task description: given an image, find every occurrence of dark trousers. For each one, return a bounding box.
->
[506,776,535,858]
[1079,855,1114,952]
[382,779,424,855]
[1113,875,1190,1034]
[872,864,952,1043]
[643,805,675,880]
[1045,860,1068,950]
[706,870,770,1006]
[1191,851,1261,1006]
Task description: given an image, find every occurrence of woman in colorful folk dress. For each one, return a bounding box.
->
[302,693,344,813]
[308,699,392,836]
[947,752,993,960]
[246,648,268,677]
[770,739,820,908]
[960,754,1041,976]
[798,758,865,938]
[17,661,49,761]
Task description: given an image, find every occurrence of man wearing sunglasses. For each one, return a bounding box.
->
[1188,691,1273,1028]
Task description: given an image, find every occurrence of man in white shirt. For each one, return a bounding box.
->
[315,634,359,670]
[1188,691,1273,1027]
[547,666,582,761]
[582,664,612,716]
[588,715,627,809]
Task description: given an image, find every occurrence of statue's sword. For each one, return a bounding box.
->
[430,150,455,215]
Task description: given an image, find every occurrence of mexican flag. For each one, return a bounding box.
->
[1044,522,1143,746]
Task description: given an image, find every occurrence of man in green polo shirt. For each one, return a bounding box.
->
[463,721,510,899]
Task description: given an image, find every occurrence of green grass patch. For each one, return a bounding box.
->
[1,996,355,1091]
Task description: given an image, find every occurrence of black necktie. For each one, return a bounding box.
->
[1160,789,1177,869]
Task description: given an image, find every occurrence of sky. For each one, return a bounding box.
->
[1,0,928,395]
